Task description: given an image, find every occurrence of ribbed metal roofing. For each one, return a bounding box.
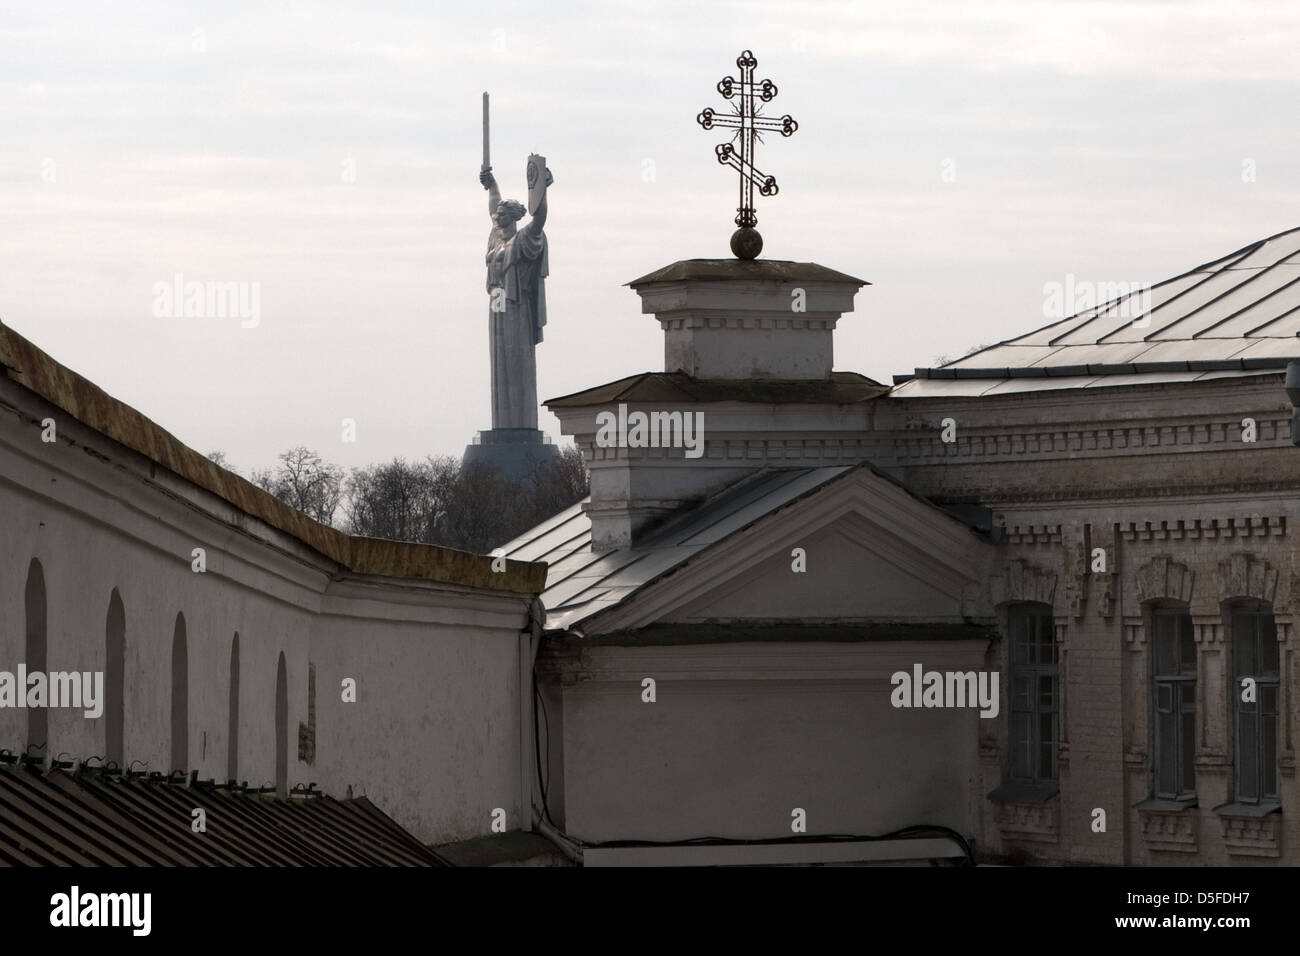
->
[498,467,855,631]
[892,226,1300,396]
[0,758,449,866]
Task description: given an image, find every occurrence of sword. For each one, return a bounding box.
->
[481,91,490,173]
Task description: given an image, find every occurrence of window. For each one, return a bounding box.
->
[1008,603,1057,784]
[1151,607,1196,800]
[275,652,288,798]
[171,613,188,773]
[1232,604,1279,805]
[105,590,125,767]
[24,559,47,752]
[228,633,240,783]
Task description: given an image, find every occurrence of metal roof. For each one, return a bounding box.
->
[500,463,985,631]
[892,226,1300,397]
[498,467,856,631]
[0,758,449,866]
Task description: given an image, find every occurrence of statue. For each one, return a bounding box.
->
[479,158,552,432]
[462,93,560,484]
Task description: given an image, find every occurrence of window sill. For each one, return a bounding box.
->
[1214,802,1281,858]
[1212,801,1280,818]
[989,784,1060,844]
[1135,796,1197,812]
[1137,797,1199,853]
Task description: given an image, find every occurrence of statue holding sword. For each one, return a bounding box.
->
[478,91,553,433]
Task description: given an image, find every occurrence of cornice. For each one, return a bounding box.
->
[937,478,1300,507]
[538,638,990,683]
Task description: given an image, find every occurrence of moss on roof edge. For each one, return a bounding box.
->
[0,319,546,595]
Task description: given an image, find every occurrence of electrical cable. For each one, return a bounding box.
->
[582,824,975,865]
[529,633,975,866]
[532,675,555,827]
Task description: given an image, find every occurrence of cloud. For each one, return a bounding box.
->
[1,0,1297,470]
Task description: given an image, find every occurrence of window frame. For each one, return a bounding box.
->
[1149,604,1197,801]
[1230,601,1280,806]
[1005,602,1059,786]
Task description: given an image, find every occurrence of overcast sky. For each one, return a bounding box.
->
[2,0,1298,473]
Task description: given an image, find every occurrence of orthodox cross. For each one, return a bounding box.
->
[696,50,798,259]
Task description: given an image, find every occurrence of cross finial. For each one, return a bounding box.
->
[696,50,798,259]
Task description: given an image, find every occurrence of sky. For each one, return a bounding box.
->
[2,0,1299,475]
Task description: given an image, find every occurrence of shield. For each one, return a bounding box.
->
[526,154,547,215]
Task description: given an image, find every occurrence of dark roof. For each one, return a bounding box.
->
[627,258,869,287]
[893,226,1300,395]
[0,320,546,594]
[0,759,450,866]
[546,371,887,408]
[498,468,852,629]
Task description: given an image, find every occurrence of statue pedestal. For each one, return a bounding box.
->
[462,428,560,484]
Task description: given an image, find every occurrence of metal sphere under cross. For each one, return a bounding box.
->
[696,50,798,259]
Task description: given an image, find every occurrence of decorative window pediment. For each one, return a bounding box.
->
[988,559,1057,609]
[1134,556,1194,604]
[1219,553,1277,604]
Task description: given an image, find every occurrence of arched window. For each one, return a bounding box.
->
[24,559,47,752]
[1231,602,1279,805]
[170,613,188,773]
[1006,602,1057,785]
[1150,604,1196,800]
[105,590,125,766]
[227,633,240,782]
[274,652,288,797]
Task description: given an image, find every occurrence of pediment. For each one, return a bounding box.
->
[581,466,994,633]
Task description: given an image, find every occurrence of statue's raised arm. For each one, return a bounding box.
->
[523,166,554,235]
[479,168,501,218]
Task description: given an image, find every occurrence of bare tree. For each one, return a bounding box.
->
[933,342,997,367]
[206,450,238,475]
[428,459,521,554]
[251,443,590,552]
[252,446,344,526]
[344,458,438,542]
[523,445,590,524]
[419,447,591,553]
